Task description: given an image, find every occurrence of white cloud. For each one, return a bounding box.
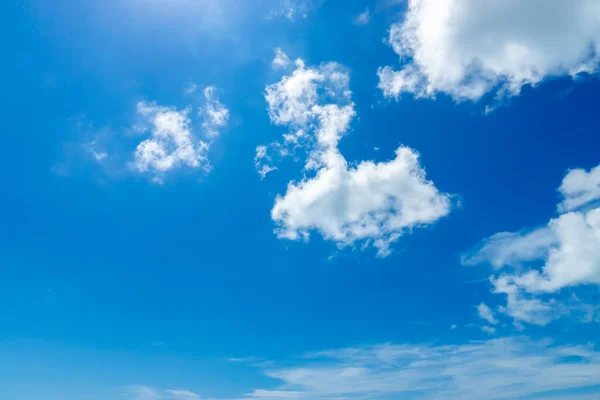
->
[476,303,498,325]
[125,385,162,400]
[558,164,600,212]
[260,55,451,256]
[450,324,457,330]
[125,387,200,400]
[132,88,228,183]
[268,0,321,21]
[255,145,277,179]
[240,337,600,400]
[133,102,210,183]
[480,325,496,335]
[464,163,600,325]
[165,389,200,399]
[246,389,303,399]
[378,0,600,102]
[272,48,291,69]
[462,227,556,269]
[201,86,229,138]
[353,8,370,26]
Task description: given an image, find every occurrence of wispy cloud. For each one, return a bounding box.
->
[242,337,600,400]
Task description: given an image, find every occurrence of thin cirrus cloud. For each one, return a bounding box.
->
[125,386,200,400]
[233,337,600,400]
[378,0,600,103]
[132,87,229,183]
[463,163,600,326]
[256,50,452,257]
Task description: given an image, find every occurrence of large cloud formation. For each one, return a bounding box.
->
[463,164,600,326]
[258,53,451,257]
[379,0,600,102]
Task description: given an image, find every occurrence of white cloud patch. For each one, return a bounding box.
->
[236,337,600,400]
[201,86,230,138]
[353,8,370,26]
[480,325,496,335]
[558,164,600,212]
[165,390,200,399]
[125,386,200,400]
[378,0,600,102]
[269,0,321,21]
[272,48,291,69]
[132,87,228,183]
[260,53,451,257]
[124,385,162,400]
[476,303,498,325]
[464,163,600,326]
[133,102,210,183]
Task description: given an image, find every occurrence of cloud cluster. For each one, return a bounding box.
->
[132,87,229,183]
[237,337,600,400]
[259,51,451,257]
[378,0,600,102]
[463,164,600,326]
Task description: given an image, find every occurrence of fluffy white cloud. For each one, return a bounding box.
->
[201,86,229,138]
[260,53,451,256]
[239,337,600,400]
[379,0,600,102]
[464,163,600,325]
[558,164,600,212]
[134,102,210,182]
[132,88,228,183]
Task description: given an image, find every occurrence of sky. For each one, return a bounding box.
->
[2,0,600,399]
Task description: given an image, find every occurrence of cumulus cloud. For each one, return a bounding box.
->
[259,53,451,256]
[378,0,600,102]
[464,163,600,325]
[133,102,210,183]
[132,87,228,183]
[237,337,600,400]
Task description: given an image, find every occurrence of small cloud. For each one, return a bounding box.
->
[272,48,291,69]
[124,385,161,400]
[481,326,497,335]
[185,83,199,94]
[165,389,200,399]
[92,150,108,161]
[226,356,261,363]
[353,8,370,25]
[476,303,499,325]
[450,324,457,330]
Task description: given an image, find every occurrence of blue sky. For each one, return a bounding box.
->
[3,0,600,399]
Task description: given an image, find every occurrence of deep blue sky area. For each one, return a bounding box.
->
[2,1,600,400]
